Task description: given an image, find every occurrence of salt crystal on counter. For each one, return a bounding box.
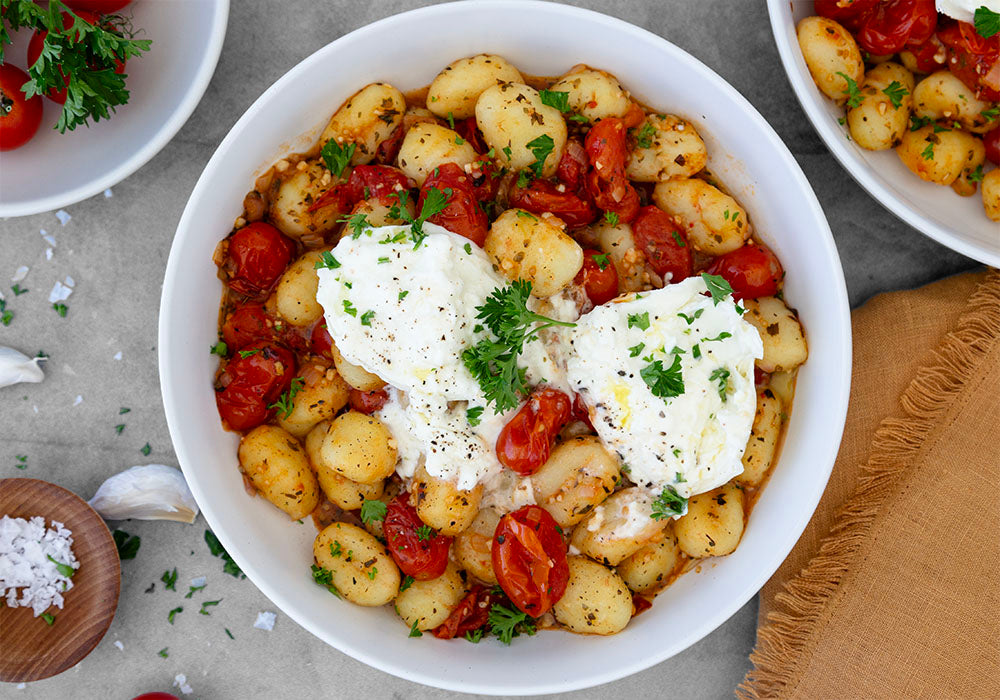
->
[12,266,29,283]
[49,280,73,304]
[64,276,74,288]
[16,683,25,690]
[113,351,123,361]
[190,576,206,588]
[55,210,71,226]
[254,611,277,631]
[73,395,83,406]
[113,640,124,651]
[104,189,113,198]
[45,248,53,261]
[173,674,193,695]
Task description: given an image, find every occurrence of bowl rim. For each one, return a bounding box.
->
[0,0,230,218]
[159,1,852,693]
[765,0,1000,268]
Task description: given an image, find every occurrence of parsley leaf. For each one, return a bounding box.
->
[921,141,935,161]
[909,115,934,132]
[160,567,177,591]
[678,308,704,325]
[640,354,685,400]
[205,529,245,578]
[701,331,732,342]
[591,253,610,270]
[628,342,646,358]
[634,121,656,149]
[343,299,357,317]
[339,212,371,239]
[604,211,619,226]
[526,134,555,178]
[700,273,734,305]
[627,312,650,330]
[400,575,414,593]
[47,555,75,578]
[539,89,570,113]
[40,612,55,626]
[709,366,731,402]
[415,524,435,541]
[314,251,341,269]
[360,310,375,326]
[881,80,909,109]
[488,603,535,645]
[982,106,999,123]
[651,485,688,519]
[409,619,423,637]
[210,341,228,356]
[360,499,387,525]
[268,377,305,419]
[311,564,342,598]
[52,302,68,317]
[466,406,484,426]
[112,530,140,560]
[321,139,356,178]
[168,606,183,624]
[974,6,1000,38]
[835,71,865,108]
[968,164,985,183]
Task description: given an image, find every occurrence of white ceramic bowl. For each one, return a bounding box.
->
[768,0,999,267]
[159,2,851,694]
[0,0,228,217]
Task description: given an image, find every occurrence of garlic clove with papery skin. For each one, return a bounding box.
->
[88,464,200,523]
[0,346,45,389]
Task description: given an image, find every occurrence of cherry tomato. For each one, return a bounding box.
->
[0,64,43,151]
[225,222,295,298]
[620,102,646,129]
[938,21,1000,102]
[454,116,489,154]
[420,162,488,246]
[496,388,571,475]
[905,34,948,74]
[492,505,569,616]
[571,393,594,430]
[574,248,619,306]
[383,494,451,580]
[215,345,296,431]
[705,243,783,300]
[814,0,877,32]
[130,694,179,700]
[985,129,999,166]
[310,323,334,358]
[631,205,692,283]
[308,164,411,212]
[556,139,589,193]
[431,585,500,639]
[631,592,652,617]
[585,118,640,223]
[222,304,281,352]
[26,10,123,104]
[348,388,388,414]
[509,178,596,227]
[754,366,770,387]
[65,0,134,12]
[855,0,937,56]
[375,125,405,165]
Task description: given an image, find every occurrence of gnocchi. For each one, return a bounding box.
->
[238,425,319,519]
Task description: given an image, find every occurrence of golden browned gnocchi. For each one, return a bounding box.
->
[897,124,981,186]
[796,16,864,102]
[913,72,996,134]
[846,62,914,151]
[215,53,807,644]
[983,168,1000,221]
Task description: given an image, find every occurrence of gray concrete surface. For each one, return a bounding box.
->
[0,0,981,698]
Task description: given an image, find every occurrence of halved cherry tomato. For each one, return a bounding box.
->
[855,0,937,56]
[454,116,489,154]
[571,393,594,431]
[556,139,589,193]
[754,366,770,387]
[574,248,619,306]
[509,179,596,227]
[420,162,488,246]
[814,0,877,32]
[431,585,500,639]
[585,117,640,223]
[496,388,571,475]
[222,304,281,352]
[938,21,1000,102]
[310,323,334,358]
[631,593,653,617]
[225,222,295,298]
[130,694,179,700]
[348,388,388,414]
[375,125,405,165]
[492,505,569,616]
[309,164,411,212]
[985,128,999,166]
[0,64,43,151]
[65,0,133,12]
[26,10,123,104]
[705,243,783,300]
[905,34,948,74]
[215,345,296,431]
[632,205,692,283]
[383,494,451,580]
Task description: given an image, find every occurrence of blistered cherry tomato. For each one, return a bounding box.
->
[420,162,488,246]
[855,0,937,56]
[310,323,334,358]
[556,139,589,193]
[905,34,947,73]
[574,248,619,306]
[309,164,412,213]
[431,585,500,639]
[985,129,999,166]
[222,304,280,352]
[375,125,405,165]
[0,64,43,151]
[632,205,692,283]
[383,494,451,580]
[26,10,123,104]
[454,116,489,154]
[130,694,179,700]
[65,0,133,12]
[571,393,594,431]
[938,21,1000,102]
[496,388,571,475]
[348,388,388,414]
[632,593,653,617]
[225,222,295,298]
[492,505,569,616]
[705,243,783,300]
[509,179,596,227]
[814,0,877,32]
[585,117,640,223]
[215,345,296,431]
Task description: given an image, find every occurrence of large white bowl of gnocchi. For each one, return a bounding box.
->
[159,1,852,693]
[768,0,1000,266]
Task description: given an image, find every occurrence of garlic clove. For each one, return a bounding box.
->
[0,347,45,389]
[88,464,199,523]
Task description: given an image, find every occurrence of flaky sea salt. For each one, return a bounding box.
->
[173,674,193,695]
[0,516,79,616]
[48,280,73,304]
[12,266,29,283]
[253,611,276,631]
[104,189,113,198]
[190,576,206,588]
[45,248,53,261]
[73,395,83,406]
[113,640,124,651]
[113,351,123,361]
[55,210,71,226]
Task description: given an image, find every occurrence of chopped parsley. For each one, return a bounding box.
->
[921,141,935,161]
[329,541,342,558]
[835,71,865,108]
[377,256,390,264]
[591,253,610,270]
[488,603,536,645]
[464,628,484,643]
[651,485,687,519]
[709,367,731,402]
[640,355,685,400]
[628,312,650,330]
[461,280,576,413]
[41,613,55,626]
[47,555,75,578]
[974,6,1000,38]
[678,308,704,325]
[676,471,687,482]
[158,648,169,658]
[398,290,409,301]
[909,115,934,132]
[11,284,27,296]
[525,134,555,179]
[119,407,131,415]
[161,568,178,591]
[225,628,235,640]
[360,310,375,326]
[140,443,152,456]
[343,300,358,317]
[320,139,355,178]
[184,583,206,599]
[387,187,452,248]
[881,81,909,109]
[198,599,221,615]
[446,111,455,129]
[700,273,734,305]
[314,251,341,269]
[0,300,11,326]
[628,342,646,358]
[634,121,656,149]
[539,89,571,112]
[15,455,27,470]
[360,499,387,525]
[168,606,183,624]
[604,211,619,226]
[466,406,484,426]
[268,377,305,419]
[400,575,414,593]
[112,530,140,560]
[205,529,245,578]
[982,107,999,123]
[415,524,435,541]
[238,348,260,358]
[464,242,473,255]
[408,619,423,638]
[671,230,686,247]
[702,331,732,342]
[968,165,985,183]
[692,344,701,359]
[311,565,341,598]
[52,302,68,317]
[339,212,371,239]
[366,567,378,581]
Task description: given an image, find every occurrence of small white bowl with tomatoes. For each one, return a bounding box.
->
[0,0,228,217]
[767,0,1000,266]
[159,1,852,694]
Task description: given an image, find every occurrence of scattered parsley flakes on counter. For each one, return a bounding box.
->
[198,599,221,615]
[184,582,206,599]
[167,606,183,624]
[341,212,372,239]
[651,485,688,520]
[225,628,235,640]
[204,529,245,578]
[11,284,27,296]
[15,455,27,470]
[119,407,131,414]
[114,424,125,435]
[360,499,387,525]
[140,443,151,456]
[52,302,68,317]
[158,648,169,658]
[41,612,55,625]
[161,568,178,591]
[0,300,12,326]
[112,530,140,560]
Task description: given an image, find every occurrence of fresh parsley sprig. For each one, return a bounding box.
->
[488,603,536,645]
[320,139,355,178]
[462,280,576,413]
[835,71,865,108]
[974,6,999,38]
[386,187,452,248]
[651,485,688,520]
[639,355,685,400]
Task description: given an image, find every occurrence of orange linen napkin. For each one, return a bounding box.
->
[739,269,1000,699]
